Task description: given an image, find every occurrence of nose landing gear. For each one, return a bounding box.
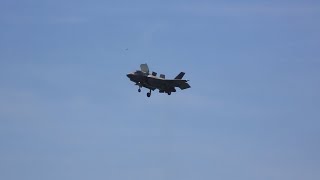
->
[137,83,142,92]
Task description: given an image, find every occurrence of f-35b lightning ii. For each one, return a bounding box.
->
[126,64,191,97]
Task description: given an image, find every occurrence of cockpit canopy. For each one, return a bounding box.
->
[134,70,146,75]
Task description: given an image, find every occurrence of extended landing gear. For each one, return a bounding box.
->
[167,92,171,95]
[147,89,152,97]
[137,83,142,92]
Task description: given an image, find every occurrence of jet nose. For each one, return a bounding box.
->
[126,73,133,78]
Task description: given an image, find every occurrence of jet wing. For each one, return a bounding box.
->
[148,77,191,90]
[136,82,157,91]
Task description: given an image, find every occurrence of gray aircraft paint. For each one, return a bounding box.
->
[127,64,191,97]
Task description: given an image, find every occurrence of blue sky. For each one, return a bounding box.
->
[1,0,320,180]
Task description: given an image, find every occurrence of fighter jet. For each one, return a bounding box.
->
[126,64,191,97]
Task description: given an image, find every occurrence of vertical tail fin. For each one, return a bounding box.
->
[174,72,185,79]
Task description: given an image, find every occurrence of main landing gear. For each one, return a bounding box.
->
[167,92,171,95]
[147,89,152,97]
[137,86,151,97]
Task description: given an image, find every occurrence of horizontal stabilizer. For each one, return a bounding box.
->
[175,72,185,79]
[179,82,191,90]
